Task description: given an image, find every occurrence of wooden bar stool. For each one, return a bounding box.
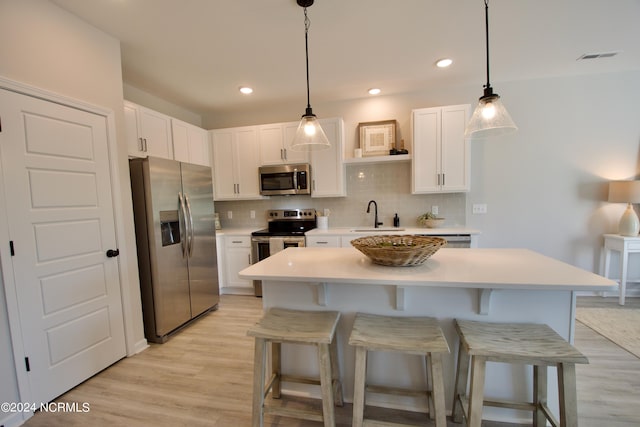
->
[247,308,343,427]
[451,319,589,427]
[348,312,450,427]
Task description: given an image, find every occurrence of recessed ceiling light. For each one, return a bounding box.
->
[239,86,253,94]
[436,58,453,68]
[368,88,381,95]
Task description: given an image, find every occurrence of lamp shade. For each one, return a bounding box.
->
[465,94,518,138]
[290,113,330,151]
[608,180,640,203]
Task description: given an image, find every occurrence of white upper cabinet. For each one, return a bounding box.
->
[412,104,470,194]
[171,118,211,167]
[258,122,309,165]
[124,101,173,159]
[210,126,264,201]
[310,117,345,198]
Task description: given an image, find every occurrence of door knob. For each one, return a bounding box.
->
[106,249,120,258]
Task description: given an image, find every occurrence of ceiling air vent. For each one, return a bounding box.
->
[577,51,620,60]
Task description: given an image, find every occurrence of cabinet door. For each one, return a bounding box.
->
[172,119,191,163]
[441,105,470,192]
[124,101,144,157]
[225,248,252,289]
[139,107,173,159]
[173,119,210,167]
[306,235,340,247]
[283,121,310,164]
[234,127,262,199]
[310,118,345,197]
[211,129,237,200]
[258,124,285,165]
[412,107,441,193]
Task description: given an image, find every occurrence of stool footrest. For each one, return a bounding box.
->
[366,384,428,399]
[363,419,424,427]
[457,395,560,427]
[264,405,324,423]
[280,374,321,386]
[484,398,536,411]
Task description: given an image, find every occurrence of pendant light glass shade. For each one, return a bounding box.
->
[291,109,330,151]
[465,90,518,138]
[291,0,330,151]
[465,0,517,139]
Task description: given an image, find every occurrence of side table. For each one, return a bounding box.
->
[601,233,640,305]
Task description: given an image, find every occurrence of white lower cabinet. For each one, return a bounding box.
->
[222,235,254,295]
[306,235,340,247]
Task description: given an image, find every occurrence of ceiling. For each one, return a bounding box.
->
[51,0,640,118]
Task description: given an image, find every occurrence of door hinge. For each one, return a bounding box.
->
[24,356,30,372]
[9,241,14,256]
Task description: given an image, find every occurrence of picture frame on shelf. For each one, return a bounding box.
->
[358,120,397,157]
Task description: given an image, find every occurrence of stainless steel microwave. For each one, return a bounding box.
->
[259,164,311,196]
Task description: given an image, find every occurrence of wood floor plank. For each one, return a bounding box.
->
[20,295,639,427]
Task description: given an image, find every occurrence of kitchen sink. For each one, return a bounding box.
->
[350,228,405,232]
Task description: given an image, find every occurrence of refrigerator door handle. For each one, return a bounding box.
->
[178,192,188,258]
[184,192,195,257]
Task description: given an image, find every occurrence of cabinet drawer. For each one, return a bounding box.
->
[307,236,340,247]
[627,241,640,251]
[225,235,251,248]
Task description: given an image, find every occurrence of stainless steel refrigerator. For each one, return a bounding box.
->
[129,157,219,343]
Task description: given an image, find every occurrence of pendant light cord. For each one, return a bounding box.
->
[304,7,311,111]
[484,0,491,91]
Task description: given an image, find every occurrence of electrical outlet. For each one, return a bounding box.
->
[431,206,439,215]
[250,210,255,219]
[227,211,233,219]
[323,208,330,216]
[472,204,487,214]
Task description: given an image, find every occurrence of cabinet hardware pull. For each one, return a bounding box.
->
[247,254,251,264]
[283,148,287,160]
[442,173,445,186]
[143,138,148,152]
[138,137,144,151]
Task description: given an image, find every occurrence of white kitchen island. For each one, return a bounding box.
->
[239,247,616,424]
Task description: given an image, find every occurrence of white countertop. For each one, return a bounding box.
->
[239,247,616,291]
[305,227,480,236]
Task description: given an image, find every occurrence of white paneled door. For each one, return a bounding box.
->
[0,89,126,404]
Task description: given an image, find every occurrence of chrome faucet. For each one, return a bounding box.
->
[366,200,383,228]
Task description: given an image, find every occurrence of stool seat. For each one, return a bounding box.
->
[349,313,450,355]
[349,313,450,427]
[455,319,589,365]
[247,307,340,344]
[248,308,343,427]
[452,319,588,427]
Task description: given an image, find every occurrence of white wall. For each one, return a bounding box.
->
[124,83,203,127]
[206,70,640,274]
[0,0,146,420]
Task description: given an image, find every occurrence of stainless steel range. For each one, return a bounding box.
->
[251,208,316,296]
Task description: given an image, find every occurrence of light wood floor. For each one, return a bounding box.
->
[22,295,640,427]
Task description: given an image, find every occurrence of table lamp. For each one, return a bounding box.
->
[608,180,640,236]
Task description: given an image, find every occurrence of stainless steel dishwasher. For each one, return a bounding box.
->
[418,234,472,248]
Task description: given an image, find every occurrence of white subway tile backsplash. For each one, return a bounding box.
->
[216,162,466,229]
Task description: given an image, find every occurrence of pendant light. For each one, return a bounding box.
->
[465,0,517,138]
[290,0,330,151]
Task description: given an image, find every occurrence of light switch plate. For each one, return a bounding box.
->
[431,206,439,215]
[227,211,233,219]
[250,210,255,219]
